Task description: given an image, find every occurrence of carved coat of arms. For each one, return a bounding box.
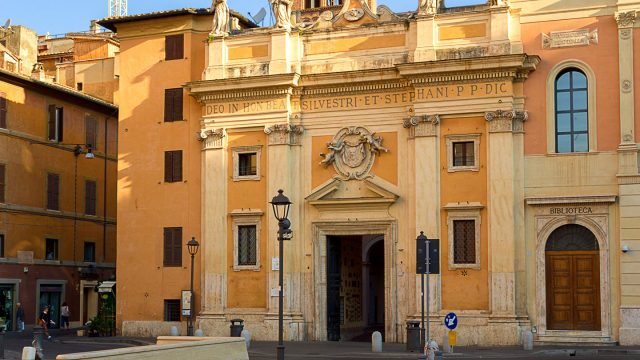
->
[321,127,388,180]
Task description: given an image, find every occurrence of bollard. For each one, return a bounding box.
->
[195,329,204,337]
[426,340,439,360]
[523,330,533,351]
[32,328,44,360]
[371,331,382,353]
[170,326,179,336]
[22,346,36,360]
[241,329,251,349]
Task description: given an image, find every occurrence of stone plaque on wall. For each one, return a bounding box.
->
[542,29,598,49]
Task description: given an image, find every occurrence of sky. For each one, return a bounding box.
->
[3,0,484,35]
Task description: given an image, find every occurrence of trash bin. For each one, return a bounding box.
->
[406,320,422,351]
[230,319,244,337]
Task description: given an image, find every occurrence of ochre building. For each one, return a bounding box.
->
[102,0,640,345]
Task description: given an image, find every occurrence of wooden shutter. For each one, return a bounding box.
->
[85,180,96,215]
[0,93,7,129]
[165,34,184,60]
[163,227,182,267]
[163,228,172,266]
[85,116,97,149]
[57,107,64,142]
[47,173,59,210]
[48,105,57,140]
[173,228,182,266]
[173,90,183,121]
[164,151,173,182]
[164,89,183,122]
[0,164,5,203]
[164,90,174,122]
[173,151,183,182]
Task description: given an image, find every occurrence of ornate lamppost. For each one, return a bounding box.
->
[187,236,200,336]
[270,190,292,360]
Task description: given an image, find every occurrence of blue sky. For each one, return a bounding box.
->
[3,0,483,35]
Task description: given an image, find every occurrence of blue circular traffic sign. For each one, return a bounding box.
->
[444,312,458,330]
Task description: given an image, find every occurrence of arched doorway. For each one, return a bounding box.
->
[545,224,601,331]
[365,239,385,335]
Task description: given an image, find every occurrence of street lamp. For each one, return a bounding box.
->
[72,144,94,262]
[270,189,292,360]
[187,236,200,336]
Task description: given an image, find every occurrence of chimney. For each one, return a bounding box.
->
[31,62,46,81]
[90,20,99,34]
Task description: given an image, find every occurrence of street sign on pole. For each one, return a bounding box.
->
[416,239,440,274]
[444,312,458,330]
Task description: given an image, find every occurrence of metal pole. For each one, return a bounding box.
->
[421,272,425,348]
[426,239,430,347]
[188,252,195,336]
[277,224,285,360]
[73,154,78,262]
[103,116,108,262]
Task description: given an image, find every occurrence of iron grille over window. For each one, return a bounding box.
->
[238,225,257,266]
[164,300,180,321]
[453,141,475,167]
[238,153,257,177]
[453,220,475,264]
[555,69,588,153]
[545,224,598,251]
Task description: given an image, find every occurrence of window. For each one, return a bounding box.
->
[232,209,262,271]
[165,34,184,61]
[47,105,64,142]
[233,146,261,181]
[164,300,181,321]
[46,173,60,210]
[163,227,182,267]
[164,89,183,122]
[164,150,183,183]
[305,0,321,7]
[0,163,5,203]
[77,82,83,91]
[446,135,480,172]
[238,225,257,266]
[555,69,589,153]
[0,92,7,129]
[453,220,475,264]
[0,234,4,258]
[85,180,97,215]
[84,242,96,262]
[85,116,97,150]
[446,203,482,269]
[45,238,58,260]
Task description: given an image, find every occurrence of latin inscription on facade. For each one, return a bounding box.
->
[548,207,593,215]
[203,81,511,116]
[542,29,598,49]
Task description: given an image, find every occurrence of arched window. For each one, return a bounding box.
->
[555,69,589,153]
[545,224,598,251]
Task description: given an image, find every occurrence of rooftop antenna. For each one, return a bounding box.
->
[108,0,128,17]
[2,19,11,29]
[248,7,267,27]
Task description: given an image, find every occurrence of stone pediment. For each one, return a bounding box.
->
[333,0,378,28]
[306,177,399,215]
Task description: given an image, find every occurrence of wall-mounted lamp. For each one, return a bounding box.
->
[622,245,631,253]
[23,267,28,273]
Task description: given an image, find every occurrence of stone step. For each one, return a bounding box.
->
[535,334,617,347]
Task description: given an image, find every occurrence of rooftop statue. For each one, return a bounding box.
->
[210,0,230,37]
[418,0,438,15]
[271,0,293,30]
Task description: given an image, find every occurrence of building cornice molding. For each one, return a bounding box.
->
[0,204,116,225]
[188,73,300,102]
[525,195,617,206]
[485,109,528,133]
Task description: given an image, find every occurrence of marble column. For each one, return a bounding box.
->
[199,128,228,323]
[484,110,527,318]
[403,115,441,315]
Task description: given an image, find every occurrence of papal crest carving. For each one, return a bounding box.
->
[320,127,388,180]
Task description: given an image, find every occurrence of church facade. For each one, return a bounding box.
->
[101,0,640,345]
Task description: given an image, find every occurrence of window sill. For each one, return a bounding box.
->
[448,166,480,173]
[233,265,261,272]
[233,176,261,182]
[448,263,481,270]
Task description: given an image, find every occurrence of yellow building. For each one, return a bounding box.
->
[103,0,640,345]
[0,63,117,330]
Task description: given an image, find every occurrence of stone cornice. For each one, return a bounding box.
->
[525,195,617,206]
[187,73,300,102]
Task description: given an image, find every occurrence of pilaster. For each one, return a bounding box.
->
[403,114,441,314]
[269,29,292,75]
[198,128,227,318]
[616,10,639,175]
[204,38,227,80]
[264,122,305,339]
[411,16,437,62]
[484,110,527,317]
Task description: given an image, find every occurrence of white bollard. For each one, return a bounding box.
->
[523,330,533,351]
[169,326,179,336]
[195,329,204,337]
[426,340,439,360]
[22,347,36,360]
[241,329,252,349]
[442,334,451,353]
[371,331,382,353]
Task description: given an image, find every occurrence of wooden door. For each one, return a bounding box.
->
[546,251,600,331]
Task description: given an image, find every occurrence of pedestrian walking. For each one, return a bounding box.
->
[61,302,70,329]
[39,305,53,340]
[16,302,25,332]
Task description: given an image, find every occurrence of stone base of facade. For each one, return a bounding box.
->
[122,321,186,337]
[620,308,640,345]
[198,313,308,341]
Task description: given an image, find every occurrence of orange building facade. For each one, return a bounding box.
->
[0,67,117,331]
[104,0,640,345]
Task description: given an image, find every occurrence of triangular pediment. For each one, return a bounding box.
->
[306,177,399,206]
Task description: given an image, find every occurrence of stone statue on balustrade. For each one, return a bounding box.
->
[271,0,293,30]
[419,0,439,15]
[490,0,509,6]
[210,0,230,37]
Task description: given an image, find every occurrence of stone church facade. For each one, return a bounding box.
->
[101,0,640,345]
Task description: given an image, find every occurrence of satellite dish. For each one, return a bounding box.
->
[250,7,267,26]
[3,18,11,29]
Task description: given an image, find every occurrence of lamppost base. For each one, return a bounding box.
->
[277,344,285,360]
